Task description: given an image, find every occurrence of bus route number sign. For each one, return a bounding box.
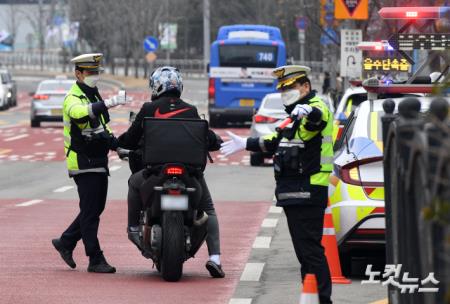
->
[256,52,274,62]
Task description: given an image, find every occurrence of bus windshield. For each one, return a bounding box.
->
[219,45,278,68]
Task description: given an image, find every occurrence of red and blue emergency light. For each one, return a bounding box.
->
[379,6,449,20]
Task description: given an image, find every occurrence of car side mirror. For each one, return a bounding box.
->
[29,92,35,97]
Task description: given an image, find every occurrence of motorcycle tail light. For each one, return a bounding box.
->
[165,166,184,175]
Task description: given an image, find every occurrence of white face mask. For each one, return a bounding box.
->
[281,89,301,106]
[84,75,100,88]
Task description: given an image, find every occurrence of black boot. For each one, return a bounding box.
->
[88,253,116,273]
[127,228,142,250]
[52,238,76,269]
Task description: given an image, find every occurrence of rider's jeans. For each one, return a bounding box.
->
[127,169,221,255]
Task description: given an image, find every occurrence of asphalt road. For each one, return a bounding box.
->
[0,75,387,304]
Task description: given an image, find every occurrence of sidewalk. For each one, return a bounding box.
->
[230,207,387,304]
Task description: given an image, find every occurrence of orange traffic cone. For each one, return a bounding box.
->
[322,202,352,284]
[299,273,319,304]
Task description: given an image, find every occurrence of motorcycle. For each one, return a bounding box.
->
[117,117,210,282]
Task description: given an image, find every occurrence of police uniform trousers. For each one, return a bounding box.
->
[283,204,332,304]
[60,172,108,260]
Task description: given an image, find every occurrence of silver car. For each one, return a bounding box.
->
[30,78,75,127]
[249,93,287,166]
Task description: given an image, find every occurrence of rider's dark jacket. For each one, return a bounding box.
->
[118,93,222,172]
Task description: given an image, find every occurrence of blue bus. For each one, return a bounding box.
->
[208,25,286,127]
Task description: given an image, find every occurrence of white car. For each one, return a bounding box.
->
[330,94,449,274]
[249,92,333,166]
[0,78,8,110]
[249,93,287,165]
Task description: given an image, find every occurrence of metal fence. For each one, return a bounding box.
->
[382,97,450,304]
[0,51,325,79]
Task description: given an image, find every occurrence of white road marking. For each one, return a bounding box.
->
[4,134,29,141]
[53,186,74,193]
[16,199,43,207]
[252,236,272,249]
[231,162,239,165]
[240,263,265,281]
[261,218,278,228]
[229,299,252,304]
[269,206,283,214]
[109,165,122,172]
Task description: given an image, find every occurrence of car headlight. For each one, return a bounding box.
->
[7,91,11,98]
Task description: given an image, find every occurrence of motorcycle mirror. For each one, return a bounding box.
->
[129,111,137,123]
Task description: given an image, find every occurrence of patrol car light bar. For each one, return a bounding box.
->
[362,82,434,94]
[379,6,450,20]
[357,41,394,51]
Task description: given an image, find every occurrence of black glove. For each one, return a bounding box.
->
[109,135,119,151]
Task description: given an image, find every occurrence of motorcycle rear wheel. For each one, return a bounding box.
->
[161,211,185,281]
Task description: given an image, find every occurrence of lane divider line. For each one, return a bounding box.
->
[269,206,283,214]
[229,299,253,304]
[53,186,74,193]
[252,236,272,249]
[4,134,29,142]
[261,218,278,228]
[240,263,265,281]
[16,199,44,207]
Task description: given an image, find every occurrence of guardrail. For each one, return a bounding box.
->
[0,51,325,79]
[382,97,449,304]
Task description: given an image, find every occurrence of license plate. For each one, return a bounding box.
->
[51,109,62,116]
[161,195,188,211]
[240,99,255,107]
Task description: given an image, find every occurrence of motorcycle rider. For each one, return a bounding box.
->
[117,66,225,278]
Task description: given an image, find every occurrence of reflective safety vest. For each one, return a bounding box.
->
[63,83,113,176]
[260,95,333,206]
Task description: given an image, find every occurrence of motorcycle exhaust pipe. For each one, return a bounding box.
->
[193,210,208,226]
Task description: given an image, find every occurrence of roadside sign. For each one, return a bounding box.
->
[159,23,178,50]
[340,29,362,78]
[363,57,410,72]
[295,17,307,30]
[388,33,450,51]
[335,0,369,20]
[146,52,157,63]
[320,27,338,45]
[143,36,159,53]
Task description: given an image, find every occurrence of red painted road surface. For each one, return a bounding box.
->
[0,92,253,164]
[0,198,270,304]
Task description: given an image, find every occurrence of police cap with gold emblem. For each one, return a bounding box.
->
[70,53,104,72]
[272,65,311,90]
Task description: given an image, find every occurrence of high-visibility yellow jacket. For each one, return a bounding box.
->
[63,83,113,176]
[247,93,333,207]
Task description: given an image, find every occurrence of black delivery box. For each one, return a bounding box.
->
[143,118,209,168]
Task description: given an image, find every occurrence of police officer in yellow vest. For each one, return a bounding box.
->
[221,66,333,304]
[52,53,128,273]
